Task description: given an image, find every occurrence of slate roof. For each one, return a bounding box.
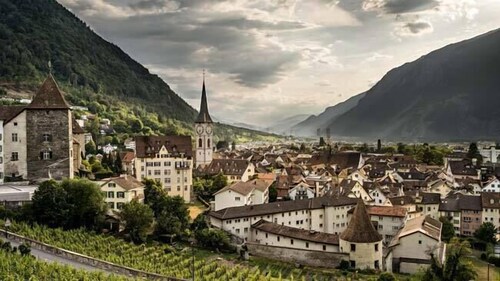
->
[101,175,144,191]
[0,105,25,122]
[340,200,382,243]
[205,159,250,176]
[209,196,358,220]
[439,194,482,211]
[27,75,70,109]
[134,135,192,158]
[214,179,271,196]
[389,216,441,247]
[389,196,415,206]
[449,160,478,176]
[420,192,441,204]
[481,192,500,209]
[366,206,407,217]
[195,80,213,123]
[252,220,340,245]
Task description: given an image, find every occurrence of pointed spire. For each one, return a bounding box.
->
[340,200,382,243]
[28,74,70,110]
[195,70,213,123]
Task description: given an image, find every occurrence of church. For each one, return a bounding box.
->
[0,75,85,183]
[194,76,214,168]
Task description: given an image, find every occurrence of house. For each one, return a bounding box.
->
[428,179,454,199]
[483,177,500,193]
[250,220,341,252]
[209,196,358,241]
[134,135,193,202]
[120,151,135,175]
[357,205,408,243]
[213,179,271,211]
[438,196,461,235]
[447,160,480,180]
[99,175,145,211]
[288,181,315,200]
[481,192,500,233]
[388,216,444,274]
[204,159,255,183]
[0,75,82,182]
[389,196,421,219]
[415,192,441,220]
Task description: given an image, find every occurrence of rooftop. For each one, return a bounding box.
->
[252,220,339,245]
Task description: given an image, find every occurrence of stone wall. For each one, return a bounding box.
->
[246,242,349,268]
[2,230,186,281]
[26,109,72,180]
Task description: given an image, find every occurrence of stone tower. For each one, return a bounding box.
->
[194,77,213,168]
[339,200,383,269]
[25,75,73,180]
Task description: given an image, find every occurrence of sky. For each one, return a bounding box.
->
[58,0,500,126]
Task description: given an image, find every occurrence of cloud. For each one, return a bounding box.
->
[394,20,433,37]
[363,0,439,14]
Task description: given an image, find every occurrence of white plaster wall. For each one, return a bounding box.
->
[214,189,249,211]
[3,111,27,179]
[339,239,383,269]
[325,205,354,235]
[391,233,438,261]
[482,207,500,230]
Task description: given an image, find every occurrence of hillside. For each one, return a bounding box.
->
[266,114,310,135]
[325,28,500,142]
[0,0,282,143]
[292,93,366,137]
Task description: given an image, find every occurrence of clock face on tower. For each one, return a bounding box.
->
[206,125,212,134]
[196,125,204,135]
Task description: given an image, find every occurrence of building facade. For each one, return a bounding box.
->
[134,135,193,202]
[99,175,145,211]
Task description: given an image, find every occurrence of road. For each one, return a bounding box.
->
[3,235,108,273]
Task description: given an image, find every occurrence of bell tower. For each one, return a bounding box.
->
[194,73,213,168]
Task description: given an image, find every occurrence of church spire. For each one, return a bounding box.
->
[195,70,213,123]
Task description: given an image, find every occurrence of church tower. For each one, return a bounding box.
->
[194,75,213,168]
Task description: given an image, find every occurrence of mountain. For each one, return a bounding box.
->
[0,0,196,122]
[326,29,500,142]
[292,93,366,137]
[266,114,310,135]
[0,0,282,142]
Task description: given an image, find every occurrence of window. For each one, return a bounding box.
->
[117,192,125,198]
[13,122,17,126]
[207,139,211,148]
[322,245,326,251]
[418,240,422,245]
[290,239,294,245]
[374,260,380,269]
[41,150,52,160]
[235,229,240,234]
[350,260,356,268]
[42,134,52,142]
[305,242,309,248]
[165,178,171,184]
[154,170,161,175]
[350,244,356,252]
[235,197,240,201]
[108,183,116,188]
[277,236,280,242]
[117,203,124,209]
[378,225,383,230]
[265,233,268,238]
[375,244,379,252]
[12,133,18,142]
[108,192,114,198]
[164,170,171,175]
[198,138,202,148]
[11,152,19,161]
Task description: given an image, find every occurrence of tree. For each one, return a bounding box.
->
[85,140,97,156]
[423,238,477,281]
[319,137,326,147]
[377,139,382,152]
[195,228,232,252]
[120,200,154,243]
[439,217,455,243]
[212,173,228,193]
[474,222,497,244]
[154,195,190,238]
[61,179,107,230]
[191,214,209,231]
[143,179,165,215]
[467,142,483,166]
[231,141,236,151]
[31,180,68,228]
[269,184,278,202]
[114,152,123,174]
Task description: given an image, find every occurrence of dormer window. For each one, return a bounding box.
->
[40,149,52,160]
[42,134,52,142]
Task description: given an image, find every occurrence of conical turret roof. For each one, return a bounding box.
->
[340,200,382,243]
[28,74,69,109]
[195,79,213,123]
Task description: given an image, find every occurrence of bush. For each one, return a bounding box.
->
[488,255,500,267]
[337,260,350,270]
[194,228,233,252]
[378,272,397,281]
[481,253,487,260]
[18,243,31,256]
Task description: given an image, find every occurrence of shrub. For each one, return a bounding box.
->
[18,243,31,256]
[378,272,397,281]
[480,253,487,260]
[337,260,350,270]
[487,255,500,267]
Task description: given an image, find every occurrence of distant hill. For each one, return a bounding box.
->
[0,0,282,142]
[311,28,500,142]
[266,114,310,135]
[292,93,365,137]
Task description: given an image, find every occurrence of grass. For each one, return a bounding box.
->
[467,257,500,281]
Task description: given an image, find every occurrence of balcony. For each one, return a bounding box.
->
[175,162,191,170]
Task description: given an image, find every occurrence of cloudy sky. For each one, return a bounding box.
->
[58,0,500,126]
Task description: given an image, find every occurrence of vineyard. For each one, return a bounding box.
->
[6,222,390,281]
[0,245,135,281]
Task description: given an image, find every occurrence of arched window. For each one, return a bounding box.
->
[207,138,211,148]
[198,138,203,148]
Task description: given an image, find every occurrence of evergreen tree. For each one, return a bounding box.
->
[439,217,455,243]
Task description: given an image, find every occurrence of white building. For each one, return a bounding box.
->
[483,178,500,193]
[99,175,145,211]
[209,196,359,241]
[288,182,315,200]
[213,179,271,211]
[134,135,193,202]
[348,205,408,243]
[388,215,445,274]
[204,159,255,183]
[482,192,500,231]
